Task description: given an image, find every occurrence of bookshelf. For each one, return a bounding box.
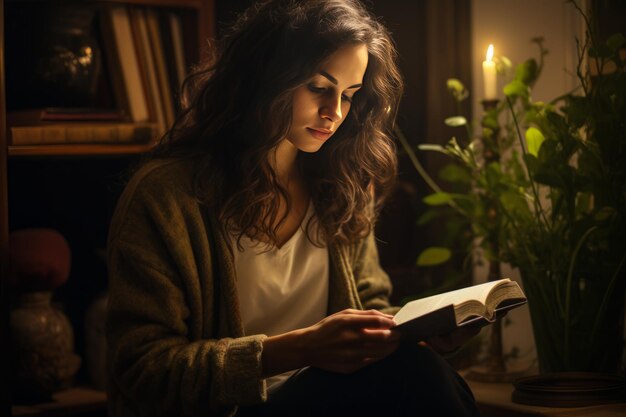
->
[1,0,215,415]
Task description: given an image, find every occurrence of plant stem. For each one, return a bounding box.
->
[505,96,550,231]
[563,225,598,368]
[394,125,443,195]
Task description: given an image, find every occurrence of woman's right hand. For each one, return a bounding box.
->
[302,309,401,373]
[262,309,400,377]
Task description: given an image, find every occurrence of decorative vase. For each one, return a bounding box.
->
[10,291,81,403]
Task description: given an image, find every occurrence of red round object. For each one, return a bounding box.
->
[7,228,71,291]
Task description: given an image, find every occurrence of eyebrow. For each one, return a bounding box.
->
[320,71,362,89]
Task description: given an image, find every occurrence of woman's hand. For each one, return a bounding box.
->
[261,309,401,377]
[301,309,401,373]
[425,324,481,355]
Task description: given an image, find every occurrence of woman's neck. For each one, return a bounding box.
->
[272,139,300,185]
[268,139,310,248]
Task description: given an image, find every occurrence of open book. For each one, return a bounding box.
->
[393,278,527,341]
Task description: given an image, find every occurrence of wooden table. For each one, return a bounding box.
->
[466,377,626,417]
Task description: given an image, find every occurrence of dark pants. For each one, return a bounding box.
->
[236,342,481,416]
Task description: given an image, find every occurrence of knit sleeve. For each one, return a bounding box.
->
[106,163,267,416]
[352,230,400,316]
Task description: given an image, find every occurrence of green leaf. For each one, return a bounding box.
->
[494,56,512,74]
[417,210,439,226]
[444,116,467,127]
[485,162,502,188]
[418,144,445,152]
[503,80,529,98]
[438,163,471,184]
[500,190,532,221]
[525,127,545,157]
[606,33,626,52]
[514,58,539,84]
[594,206,616,222]
[523,153,540,175]
[545,111,568,135]
[446,78,469,102]
[423,192,454,205]
[537,139,557,165]
[417,247,452,266]
[446,78,465,94]
[589,44,612,58]
[534,169,563,188]
[482,110,499,130]
[564,96,588,128]
[576,192,592,214]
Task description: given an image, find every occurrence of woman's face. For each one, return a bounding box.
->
[286,43,369,153]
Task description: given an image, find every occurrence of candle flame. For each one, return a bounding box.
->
[486,44,494,62]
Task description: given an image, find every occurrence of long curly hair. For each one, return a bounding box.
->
[152,0,403,247]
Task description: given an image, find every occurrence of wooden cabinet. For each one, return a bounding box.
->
[0,0,215,415]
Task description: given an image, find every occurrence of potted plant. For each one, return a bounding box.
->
[399,5,626,376]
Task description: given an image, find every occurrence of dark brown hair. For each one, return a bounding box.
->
[152,0,403,247]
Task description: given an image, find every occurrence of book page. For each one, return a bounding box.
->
[394,279,511,326]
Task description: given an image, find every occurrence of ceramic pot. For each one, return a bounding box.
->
[522,266,625,373]
[10,291,81,403]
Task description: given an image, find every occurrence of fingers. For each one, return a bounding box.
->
[332,309,395,320]
[304,310,401,374]
[360,328,402,342]
[330,309,396,330]
[427,325,481,354]
[427,334,456,353]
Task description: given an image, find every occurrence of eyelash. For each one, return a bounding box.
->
[307,84,353,103]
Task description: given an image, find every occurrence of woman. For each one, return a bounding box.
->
[106,0,480,416]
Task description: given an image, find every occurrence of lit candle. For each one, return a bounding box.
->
[482,44,497,100]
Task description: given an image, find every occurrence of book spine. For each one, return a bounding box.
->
[99,9,131,121]
[169,13,187,88]
[133,7,167,136]
[108,6,150,122]
[145,8,175,128]
[10,124,157,145]
[128,7,157,125]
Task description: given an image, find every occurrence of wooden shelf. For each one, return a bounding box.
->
[1,0,213,412]
[99,0,203,7]
[8,143,154,157]
[8,0,204,8]
[12,387,106,417]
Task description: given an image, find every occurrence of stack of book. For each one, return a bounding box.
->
[8,5,192,146]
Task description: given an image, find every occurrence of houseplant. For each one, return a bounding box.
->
[400,5,626,374]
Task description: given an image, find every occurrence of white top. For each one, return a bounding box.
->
[231,202,329,391]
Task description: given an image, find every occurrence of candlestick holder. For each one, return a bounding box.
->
[465,99,527,383]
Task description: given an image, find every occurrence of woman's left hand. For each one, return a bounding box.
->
[425,325,481,355]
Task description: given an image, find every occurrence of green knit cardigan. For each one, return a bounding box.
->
[106,158,397,417]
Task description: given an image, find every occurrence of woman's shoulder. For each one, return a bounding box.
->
[124,157,196,201]
[109,157,201,242]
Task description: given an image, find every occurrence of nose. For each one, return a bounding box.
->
[319,94,342,123]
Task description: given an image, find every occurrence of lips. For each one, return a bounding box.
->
[306,127,333,141]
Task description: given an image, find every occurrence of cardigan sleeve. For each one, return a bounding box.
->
[106,163,267,416]
[352,229,400,316]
